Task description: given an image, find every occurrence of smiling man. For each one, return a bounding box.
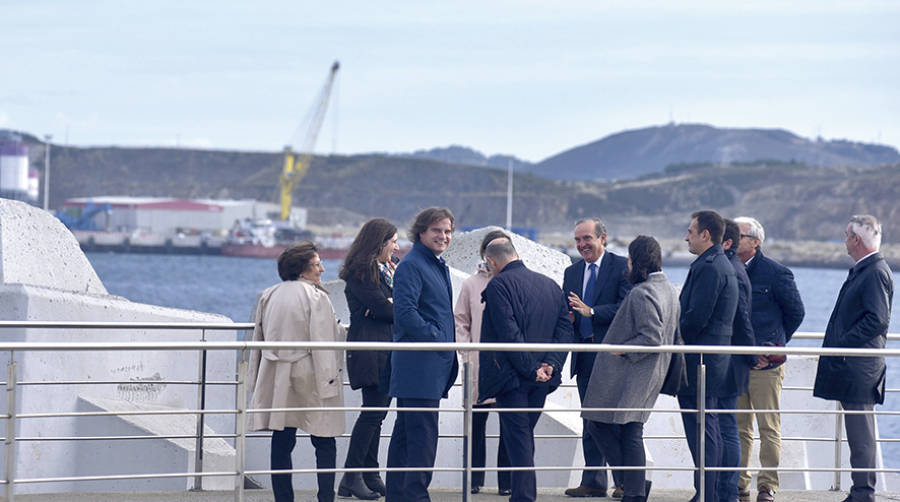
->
[386,207,458,502]
[563,218,631,498]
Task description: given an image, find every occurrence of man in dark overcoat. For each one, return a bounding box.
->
[734,216,805,502]
[562,218,631,497]
[679,210,739,502]
[479,238,574,502]
[386,207,459,502]
[814,215,893,502]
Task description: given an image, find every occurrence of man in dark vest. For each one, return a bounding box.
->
[814,215,893,502]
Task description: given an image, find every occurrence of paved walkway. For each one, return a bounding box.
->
[4,489,900,501]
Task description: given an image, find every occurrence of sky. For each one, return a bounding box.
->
[2,0,899,162]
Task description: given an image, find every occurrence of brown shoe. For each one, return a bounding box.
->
[564,485,608,497]
[738,488,751,502]
[756,485,775,502]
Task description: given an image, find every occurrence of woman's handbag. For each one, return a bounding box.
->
[660,327,688,396]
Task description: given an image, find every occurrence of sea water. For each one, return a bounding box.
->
[85,252,900,467]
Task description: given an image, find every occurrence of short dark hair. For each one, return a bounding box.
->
[277,241,318,281]
[627,235,662,285]
[408,207,455,243]
[340,218,398,283]
[691,210,725,245]
[723,219,740,249]
[484,238,517,262]
[480,229,510,258]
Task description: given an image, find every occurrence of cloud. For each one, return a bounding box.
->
[0,110,9,126]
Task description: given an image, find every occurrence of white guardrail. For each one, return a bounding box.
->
[0,322,898,502]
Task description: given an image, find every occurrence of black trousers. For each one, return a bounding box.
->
[385,397,440,502]
[577,369,617,488]
[678,394,721,502]
[496,380,550,502]
[271,428,336,502]
[344,385,392,469]
[842,401,877,502]
[589,421,647,498]
[471,402,511,489]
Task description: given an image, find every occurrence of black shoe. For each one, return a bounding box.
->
[471,485,482,494]
[337,473,380,500]
[362,473,386,497]
[498,488,512,496]
[643,480,652,500]
[565,485,608,497]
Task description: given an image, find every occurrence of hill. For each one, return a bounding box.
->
[399,145,531,171]
[530,123,900,181]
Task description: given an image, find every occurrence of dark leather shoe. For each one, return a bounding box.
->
[611,485,624,499]
[362,473,386,497]
[337,473,380,500]
[498,488,512,496]
[565,485,608,497]
[471,485,481,494]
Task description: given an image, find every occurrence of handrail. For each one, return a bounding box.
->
[0,324,898,502]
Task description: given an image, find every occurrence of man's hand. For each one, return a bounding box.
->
[753,354,769,370]
[536,363,554,382]
[568,292,592,318]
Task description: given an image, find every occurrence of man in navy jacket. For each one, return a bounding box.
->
[679,210,738,502]
[734,216,804,502]
[479,238,574,502]
[814,215,893,502]
[562,218,631,497]
[386,207,459,502]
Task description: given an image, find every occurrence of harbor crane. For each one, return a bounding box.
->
[280,60,340,221]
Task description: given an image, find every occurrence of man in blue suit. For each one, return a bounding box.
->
[563,218,631,498]
[386,207,459,502]
[734,216,804,502]
[679,210,739,502]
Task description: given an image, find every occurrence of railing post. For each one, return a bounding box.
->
[462,356,473,502]
[5,352,17,502]
[235,352,248,502]
[192,329,209,491]
[698,356,706,502]
[832,401,843,491]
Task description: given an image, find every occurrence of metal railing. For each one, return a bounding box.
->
[0,321,898,502]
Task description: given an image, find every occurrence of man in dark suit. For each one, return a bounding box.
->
[479,238,574,502]
[814,215,893,502]
[734,216,805,502]
[386,207,459,502]
[563,218,631,497]
[718,219,756,502]
[679,210,739,502]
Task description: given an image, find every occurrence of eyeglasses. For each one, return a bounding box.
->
[740,234,754,239]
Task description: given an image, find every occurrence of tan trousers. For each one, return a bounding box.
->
[737,364,785,491]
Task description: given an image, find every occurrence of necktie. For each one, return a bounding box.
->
[580,263,598,339]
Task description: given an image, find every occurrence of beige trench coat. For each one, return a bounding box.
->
[248,278,347,437]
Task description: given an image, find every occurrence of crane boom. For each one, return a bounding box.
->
[280,60,340,221]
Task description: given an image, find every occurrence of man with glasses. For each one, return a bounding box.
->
[733,217,805,502]
[814,215,893,502]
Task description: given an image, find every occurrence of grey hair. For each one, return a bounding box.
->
[575,218,607,238]
[848,214,882,250]
[734,216,765,244]
[484,238,518,262]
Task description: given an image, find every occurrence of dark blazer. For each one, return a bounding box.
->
[562,251,631,378]
[814,253,893,404]
[745,248,805,353]
[679,244,739,397]
[389,241,459,400]
[720,249,756,398]
[479,260,574,400]
[345,272,393,390]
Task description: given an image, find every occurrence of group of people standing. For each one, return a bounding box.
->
[246,206,892,502]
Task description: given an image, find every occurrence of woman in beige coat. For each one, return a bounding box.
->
[248,242,347,502]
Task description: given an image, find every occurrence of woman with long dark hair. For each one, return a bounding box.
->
[581,235,680,502]
[337,218,400,500]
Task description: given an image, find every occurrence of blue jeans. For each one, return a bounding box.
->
[717,395,740,502]
[678,393,721,502]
